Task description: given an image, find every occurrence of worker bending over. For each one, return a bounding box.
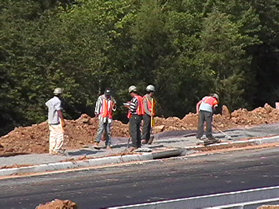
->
[196,93,221,146]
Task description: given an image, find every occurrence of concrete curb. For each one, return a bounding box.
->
[0,148,184,177]
[0,135,278,177]
[0,153,154,177]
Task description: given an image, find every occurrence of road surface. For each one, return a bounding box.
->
[0,146,279,209]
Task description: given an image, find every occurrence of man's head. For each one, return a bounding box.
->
[53,88,63,96]
[104,88,111,97]
[128,85,137,96]
[146,85,155,95]
[212,93,219,101]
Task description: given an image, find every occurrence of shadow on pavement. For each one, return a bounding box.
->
[67,149,101,156]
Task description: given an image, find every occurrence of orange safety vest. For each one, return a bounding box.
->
[202,96,218,107]
[100,97,115,119]
[143,95,156,116]
[127,95,144,118]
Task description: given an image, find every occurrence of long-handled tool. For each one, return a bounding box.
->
[127,137,130,148]
[212,124,232,140]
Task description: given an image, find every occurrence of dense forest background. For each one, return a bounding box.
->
[1,0,278,136]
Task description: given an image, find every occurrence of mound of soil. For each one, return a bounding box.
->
[1,104,279,155]
[258,206,279,209]
[36,199,78,209]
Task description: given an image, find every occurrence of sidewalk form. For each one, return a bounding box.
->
[0,133,279,177]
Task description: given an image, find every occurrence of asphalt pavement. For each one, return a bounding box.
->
[1,146,279,209]
[1,123,279,177]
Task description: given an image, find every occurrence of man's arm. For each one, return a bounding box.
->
[129,97,138,114]
[94,96,102,116]
[196,100,202,113]
[143,97,151,116]
[58,110,66,127]
[112,97,117,111]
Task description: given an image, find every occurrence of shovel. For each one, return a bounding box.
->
[212,124,232,140]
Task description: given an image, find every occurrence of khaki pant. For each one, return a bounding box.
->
[49,124,64,154]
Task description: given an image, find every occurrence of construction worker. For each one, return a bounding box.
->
[196,93,221,145]
[141,85,156,145]
[94,88,116,149]
[45,88,66,155]
[125,85,144,151]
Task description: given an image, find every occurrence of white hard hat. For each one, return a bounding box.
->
[146,85,155,92]
[128,85,137,93]
[53,88,63,95]
[212,93,219,101]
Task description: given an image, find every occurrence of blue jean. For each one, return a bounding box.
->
[95,119,112,146]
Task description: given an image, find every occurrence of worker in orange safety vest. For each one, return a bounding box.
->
[124,85,144,151]
[94,88,116,149]
[196,93,221,146]
[141,85,156,145]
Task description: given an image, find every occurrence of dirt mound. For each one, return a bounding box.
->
[36,199,78,209]
[258,206,279,209]
[1,104,279,155]
[0,114,129,155]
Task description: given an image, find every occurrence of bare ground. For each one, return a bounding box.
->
[1,104,279,155]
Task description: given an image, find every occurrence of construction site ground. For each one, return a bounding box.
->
[1,104,279,177]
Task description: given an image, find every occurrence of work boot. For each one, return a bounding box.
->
[127,147,136,152]
[203,140,212,146]
[204,138,221,146]
[141,139,148,144]
[57,149,67,156]
[94,142,101,149]
[50,149,66,156]
[196,139,204,145]
[196,137,204,145]
[49,150,56,155]
[208,137,221,143]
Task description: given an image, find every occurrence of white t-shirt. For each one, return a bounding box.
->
[45,96,62,125]
[199,96,218,113]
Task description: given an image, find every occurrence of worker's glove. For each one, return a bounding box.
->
[213,105,221,114]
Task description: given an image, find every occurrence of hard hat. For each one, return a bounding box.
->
[104,88,111,96]
[128,85,137,93]
[146,85,155,92]
[53,88,63,95]
[212,93,219,101]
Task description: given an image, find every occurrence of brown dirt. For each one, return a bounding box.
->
[1,104,279,155]
[36,199,78,209]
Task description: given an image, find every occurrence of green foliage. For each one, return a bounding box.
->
[0,0,278,135]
